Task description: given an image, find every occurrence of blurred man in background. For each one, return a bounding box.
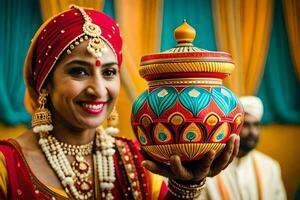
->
[204,96,287,200]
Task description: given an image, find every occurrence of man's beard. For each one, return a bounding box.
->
[239,134,259,154]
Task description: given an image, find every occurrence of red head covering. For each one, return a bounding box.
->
[24,6,122,113]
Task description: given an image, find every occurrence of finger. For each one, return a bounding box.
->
[222,135,240,170]
[169,155,193,180]
[193,150,216,180]
[209,134,236,176]
[233,135,240,157]
[142,160,173,177]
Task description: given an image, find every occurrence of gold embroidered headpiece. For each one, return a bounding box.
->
[67,5,107,58]
[24,5,122,113]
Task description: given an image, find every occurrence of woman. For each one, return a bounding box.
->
[0,5,239,200]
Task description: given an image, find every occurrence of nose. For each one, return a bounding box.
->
[86,76,108,99]
[248,124,259,137]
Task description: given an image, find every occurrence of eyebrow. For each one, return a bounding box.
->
[65,60,92,68]
[65,60,118,68]
[101,62,118,68]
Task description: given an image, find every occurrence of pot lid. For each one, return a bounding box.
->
[139,21,235,81]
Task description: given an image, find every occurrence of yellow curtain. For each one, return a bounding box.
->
[212,0,243,95]
[212,0,273,96]
[114,0,163,94]
[114,0,163,138]
[38,0,163,138]
[39,0,104,20]
[257,124,300,199]
[0,124,27,139]
[283,0,300,81]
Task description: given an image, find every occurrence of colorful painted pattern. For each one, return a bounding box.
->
[131,85,243,162]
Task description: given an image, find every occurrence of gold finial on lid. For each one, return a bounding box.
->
[174,20,196,46]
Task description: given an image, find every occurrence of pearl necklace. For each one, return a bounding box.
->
[38,127,116,200]
[49,135,92,188]
[95,127,116,200]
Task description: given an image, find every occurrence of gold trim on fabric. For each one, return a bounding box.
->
[115,139,143,200]
[7,139,71,199]
[0,152,8,198]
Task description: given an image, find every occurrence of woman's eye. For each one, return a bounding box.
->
[68,67,89,77]
[103,68,117,78]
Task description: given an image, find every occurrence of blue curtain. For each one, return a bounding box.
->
[160,0,217,51]
[257,0,300,124]
[0,0,42,125]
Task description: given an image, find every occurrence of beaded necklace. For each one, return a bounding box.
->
[38,126,116,200]
[57,138,94,156]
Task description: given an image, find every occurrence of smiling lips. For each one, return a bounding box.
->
[79,101,106,115]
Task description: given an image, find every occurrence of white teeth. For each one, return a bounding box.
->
[82,103,104,110]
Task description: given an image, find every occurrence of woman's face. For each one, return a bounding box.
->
[47,40,120,129]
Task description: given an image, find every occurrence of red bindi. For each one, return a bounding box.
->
[95,59,101,67]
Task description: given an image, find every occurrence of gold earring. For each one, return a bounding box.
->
[32,89,53,133]
[105,106,119,135]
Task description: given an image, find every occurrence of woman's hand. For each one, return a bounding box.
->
[142,134,240,182]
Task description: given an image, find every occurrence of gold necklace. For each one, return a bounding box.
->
[56,138,94,156]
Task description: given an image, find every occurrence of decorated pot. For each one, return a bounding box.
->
[131,21,244,162]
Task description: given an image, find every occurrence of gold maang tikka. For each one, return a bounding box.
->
[68,5,107,58]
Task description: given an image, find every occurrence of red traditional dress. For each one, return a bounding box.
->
[0,138,167,199]
[0,5,170,200]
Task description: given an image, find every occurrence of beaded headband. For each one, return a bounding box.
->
[67,5,107,58]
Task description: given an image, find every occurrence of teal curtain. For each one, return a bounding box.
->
[296,185,300,200]
[0,0,114,126]
[103,0,115,19]
[161,0,217,51]
[257,0,300,124]
[160,0,300,124]
[0,0,42,125]
[1,0,299,125]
